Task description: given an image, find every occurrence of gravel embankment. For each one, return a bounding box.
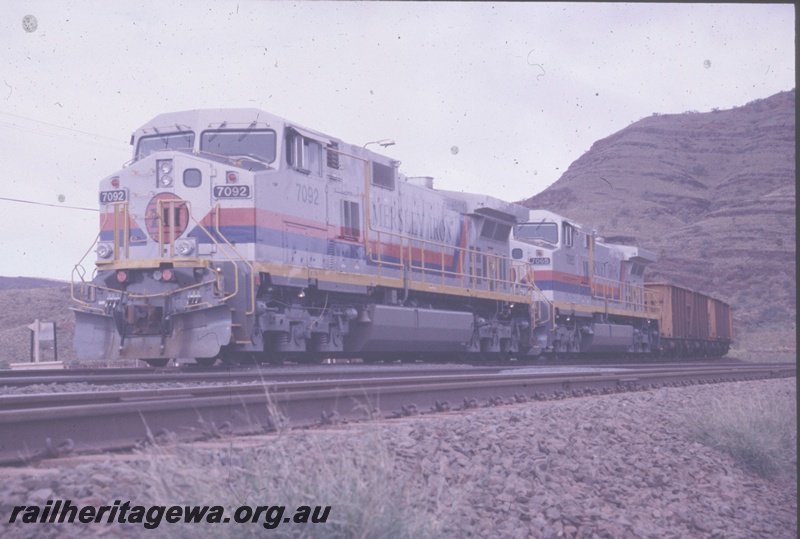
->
[0,377,796,538]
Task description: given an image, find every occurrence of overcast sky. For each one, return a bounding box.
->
[0,1,795,280]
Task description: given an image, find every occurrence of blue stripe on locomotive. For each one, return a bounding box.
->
[102,221,466,274]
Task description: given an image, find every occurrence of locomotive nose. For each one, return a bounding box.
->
[145,193,190,243]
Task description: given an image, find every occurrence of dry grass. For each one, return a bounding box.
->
[688,385,797,480]
[726,347,797,363]
[120,408,446,538]
[726,329,797,363]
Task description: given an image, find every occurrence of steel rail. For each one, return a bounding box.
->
[0,365,512,388]
[0,363,793,408]
[0,364,794,466]
[0,360,783,388]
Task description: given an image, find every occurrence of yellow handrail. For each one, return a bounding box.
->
[211,205,256,315]
[591,274,661,318]
[357,223,554,331]
[71,208,115,312]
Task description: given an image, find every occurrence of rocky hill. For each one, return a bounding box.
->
[522,89,796,357]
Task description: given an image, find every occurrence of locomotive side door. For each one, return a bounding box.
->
[324,141,367,273]
[283,127,330,269]
[468,216,512,293]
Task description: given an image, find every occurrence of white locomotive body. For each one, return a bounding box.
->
[72,109,730,365]
[510,210,661,355]
[73,109,540,365]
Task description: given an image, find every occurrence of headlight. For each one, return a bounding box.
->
[97,243,113,259]
[157,160,174,187]
[176,240,194,256]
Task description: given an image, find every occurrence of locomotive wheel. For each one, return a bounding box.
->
[361,353,394,363]
[477,350,493,363]
[454,352,476,364]
[143,358,170,367]
[194,357,217,367]
[216,346,260,366]
[256,352,283,365]
[219,354,241,367]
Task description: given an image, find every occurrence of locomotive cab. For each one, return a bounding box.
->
[73,110,291,365]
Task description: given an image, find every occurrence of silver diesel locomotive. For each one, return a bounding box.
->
[72,109,730,366]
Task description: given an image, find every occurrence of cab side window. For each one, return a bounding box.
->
[563,223,574,247]
[287,133,322,176]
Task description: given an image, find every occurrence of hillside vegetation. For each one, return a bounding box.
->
[522,89,796,359]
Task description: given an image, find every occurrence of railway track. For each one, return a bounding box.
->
[0,362,794,466]
[0,358,762,389]
[0,364,510,389]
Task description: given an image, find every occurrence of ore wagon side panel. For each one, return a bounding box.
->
[710,297,733,342]
[646,282,733,344]
[671,285,711,340]
[722,301,733,341]
[645,283,672,338]
[671,285,686,339]
[694,289,710,340]
[708,298,718,340]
